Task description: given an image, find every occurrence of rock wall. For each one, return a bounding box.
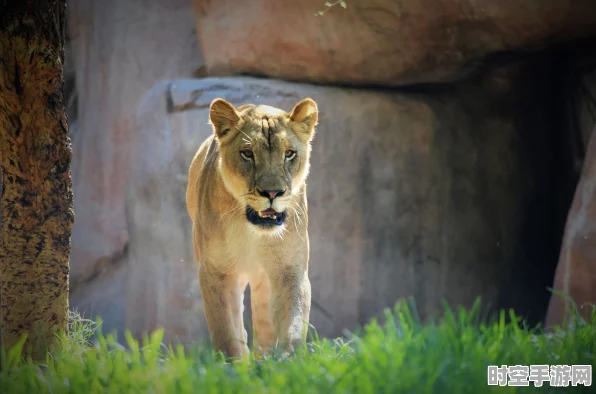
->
[64,0,596,342]
[547,124,596,326]
[124,58,559,343]
[66,0,203,335]
[192,0,596,86]
[546,43,596,326]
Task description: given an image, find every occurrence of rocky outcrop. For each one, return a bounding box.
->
[192,0,596,86]
[546,49,596,327]
[66,0,203,335]
[124,61,559,342]
[547,123,596,326]
[64,0,596,343]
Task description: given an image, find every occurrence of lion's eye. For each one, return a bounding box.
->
[240,150,254,160]
[285,150,296,160]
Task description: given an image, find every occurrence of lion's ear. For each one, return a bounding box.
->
[209,98,241,140]
[289,98,318,139]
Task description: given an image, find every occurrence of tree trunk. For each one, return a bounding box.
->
[0,0,73,361]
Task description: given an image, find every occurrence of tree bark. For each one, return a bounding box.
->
[0,0,73,361]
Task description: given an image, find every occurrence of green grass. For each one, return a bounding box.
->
[1,299,594,393]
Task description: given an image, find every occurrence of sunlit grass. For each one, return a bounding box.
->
[1,298,594,393]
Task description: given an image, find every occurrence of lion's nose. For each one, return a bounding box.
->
[257,188,285,201]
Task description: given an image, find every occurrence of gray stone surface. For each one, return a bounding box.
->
[122,66,558,343]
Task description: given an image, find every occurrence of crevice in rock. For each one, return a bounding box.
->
[69,243,130,295]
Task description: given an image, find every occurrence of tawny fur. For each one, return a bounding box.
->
[185,98,319,359]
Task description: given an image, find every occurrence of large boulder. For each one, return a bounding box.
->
[124,60,559,343]
[66,0,203,335]
[546,124,596,326]
[192,0,596,86]
[546,47,596,326]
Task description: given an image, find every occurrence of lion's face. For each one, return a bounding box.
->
[209,98,318,233]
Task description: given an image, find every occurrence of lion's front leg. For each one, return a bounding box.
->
[249,271,276,354]
[198,263,249,360]
[269,266,311,353]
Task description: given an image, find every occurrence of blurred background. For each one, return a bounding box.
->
[64,0,596,346]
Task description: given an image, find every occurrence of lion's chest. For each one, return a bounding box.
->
[215,223,272,274]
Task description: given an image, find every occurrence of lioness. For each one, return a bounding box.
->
[185,97,319,359]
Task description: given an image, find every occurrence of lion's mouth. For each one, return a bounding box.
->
[246,206,287,227]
